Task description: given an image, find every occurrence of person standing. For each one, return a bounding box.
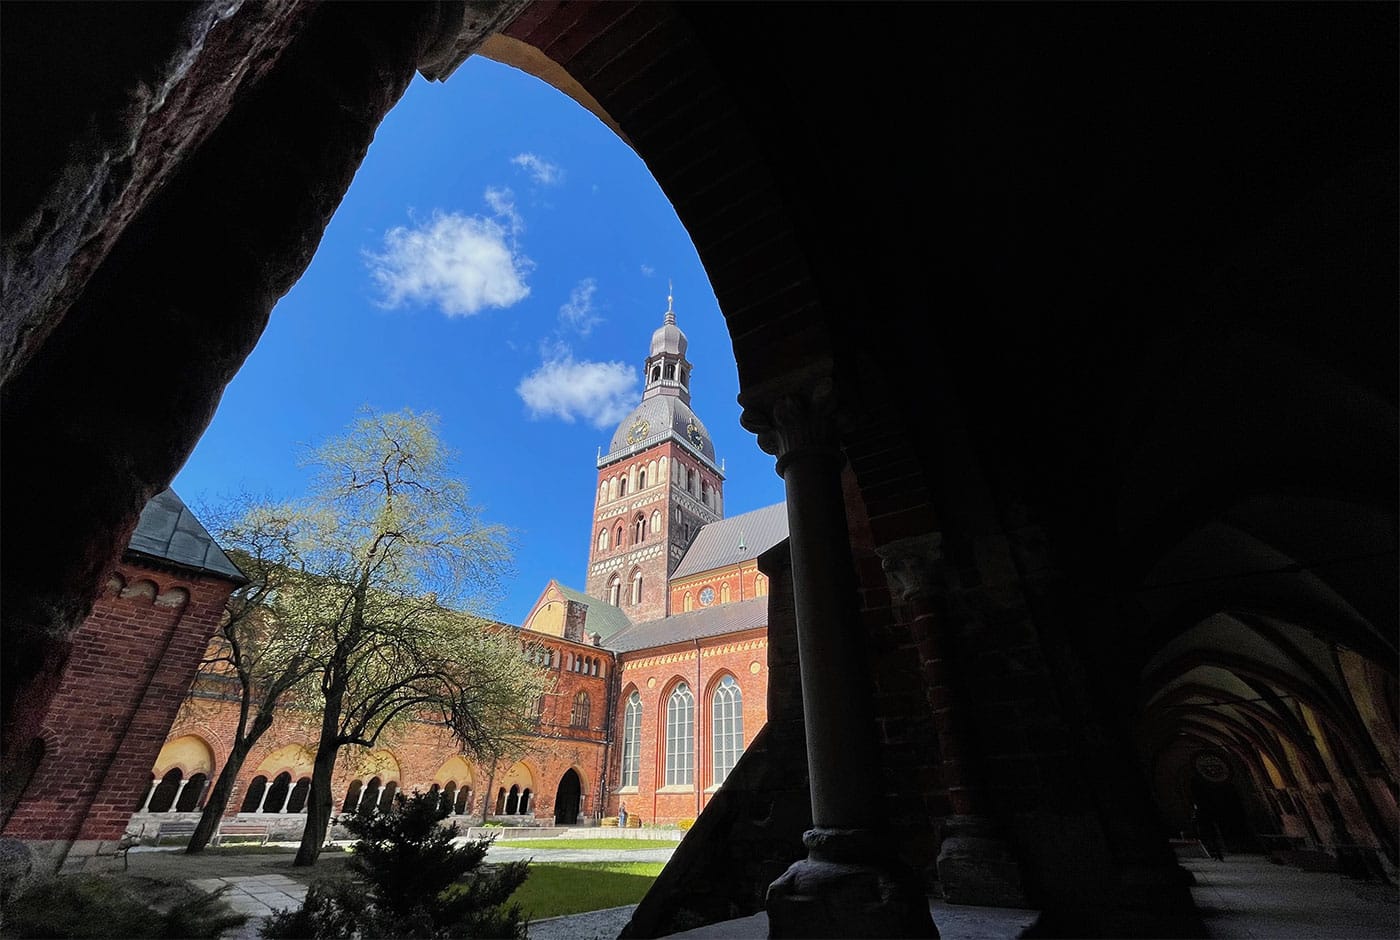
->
[619,803,628,828]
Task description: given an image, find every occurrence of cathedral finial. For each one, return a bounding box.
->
[665,280,675,325]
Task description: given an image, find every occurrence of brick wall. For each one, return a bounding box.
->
[2,558,237,865]
[609,628,768,825]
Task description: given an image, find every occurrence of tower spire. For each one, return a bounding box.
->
[665,280,675,325]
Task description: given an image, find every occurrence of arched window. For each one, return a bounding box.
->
[634,514,645,543]
[621,691,642,787]
[720,582,731,604]
[506,784,520,815]
[609,574,621,607]
[755,574,767,597]
[341,779,362,814]
[687,467,695,494]
[619,476,628,497]
[631,568,643,606]
[712,675,745,785]
[639,467,647,488]
[629,465,639,492]
[598,529,609,551]
[610,477,619,501]
[378,780,398,813]
[521,788,532,814]
[455,786,472,816]
[684,591,693,612]
[149,768,183,814]
[572,691,591,728]
[288,777,311,814]
[650,510,662,534]
[664,362,676,379]
[651,365,661,383]
[648,459,658,484]
[615,524,624,547]
[359,777,382,814]
[599,482,607,505]
[666,682,695,786]
[702,480,709,505]
[441,782,457,815]
[176,772,207,812]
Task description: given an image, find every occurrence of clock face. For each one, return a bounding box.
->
[698,586,715,606]
[686,420,704,447]
[627,418,649,444]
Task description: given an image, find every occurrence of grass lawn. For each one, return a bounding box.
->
[492,838,675,851]
[505,862,664,920]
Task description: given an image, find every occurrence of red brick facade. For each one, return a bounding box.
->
[2,560,238,870]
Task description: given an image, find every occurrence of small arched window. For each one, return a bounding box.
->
[721,582,731,604]
[572,691,591,728]
[651,365,661,383]
[609,575,622,607]
[615,524,624,547]
[755,574,767,597]
[665,362,676,379]
[620,476,628,497]
[684,591,693,612]
[651,510,662,534]
[631,568,643,606]
[598,529,609,551]
[599,482,608,505]
[634,514,645,543]
[639,467,647,488]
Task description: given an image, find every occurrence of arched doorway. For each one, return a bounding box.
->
[554,769,581,825]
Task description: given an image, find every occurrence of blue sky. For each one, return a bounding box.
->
[172,56,784,625]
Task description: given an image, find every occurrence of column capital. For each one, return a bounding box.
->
[876,532,946,603]
[738,372,846,476]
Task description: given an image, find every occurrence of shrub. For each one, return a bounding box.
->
[676,818,695,832]
[261,790,528,939]
[2,873,246,938]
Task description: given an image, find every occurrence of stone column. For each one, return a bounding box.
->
[877,533,1026,907]
[171,779,190,813]
[138,779,158,813]
[254,785,270,814]
[278,787,293,815]
[741,377,937,939]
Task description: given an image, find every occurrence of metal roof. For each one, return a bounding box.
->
[126,488,246,581]
[601,395,718,471]
[553,582,634,640]
[603,595,768,653]
[670,501,788,581]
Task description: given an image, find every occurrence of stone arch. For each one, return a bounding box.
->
[154,585,190,609]
[153,733,215,778]
[254,743,315,781]
[119,579,159,602]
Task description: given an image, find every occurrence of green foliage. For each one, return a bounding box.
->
[501,862,664,920]
[263,790,528,938]
[1,874,246,939]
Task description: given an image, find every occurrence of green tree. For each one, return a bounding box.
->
[286,408,544,866]
[181,501,322,854]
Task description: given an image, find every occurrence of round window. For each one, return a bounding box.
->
[699,586,715,606]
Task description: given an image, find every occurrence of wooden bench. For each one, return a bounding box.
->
[214,822,270,846]
[153,820,199,845]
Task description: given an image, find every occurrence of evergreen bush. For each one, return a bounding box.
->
[261,790,528,939]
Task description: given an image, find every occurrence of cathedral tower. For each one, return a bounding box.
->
[585,290,724,622]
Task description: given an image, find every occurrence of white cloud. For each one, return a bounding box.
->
[366,211,530,316]
[640,264,655,277]
[483,186,525,243]
[559,279,601,335]
[517,346,637,428]
[511,153,564,186]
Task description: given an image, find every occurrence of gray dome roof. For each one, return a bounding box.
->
[604,395,717,467]
[649,321,687,358]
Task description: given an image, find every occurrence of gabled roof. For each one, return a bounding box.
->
[126,488,246,582]
[553,582,633,640]
[670,501,788,580]
[603,595,768,653]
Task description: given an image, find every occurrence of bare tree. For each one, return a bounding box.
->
[286,407,545,866]
[182,501,322,854]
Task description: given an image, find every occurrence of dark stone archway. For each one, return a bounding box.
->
[554,770,581,826]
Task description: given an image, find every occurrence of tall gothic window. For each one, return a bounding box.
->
[598,529,609,551]
[620,476,628,497]
[631,568,643,606]
[634,515,645,543]
[571,691,591,729]
[639,467,647,488]
[684,591,693,612]
[665,682,695,786]
[651,510,662,534]
[621,691,641,787]
[712,675,744,785]
[609,575,621,607]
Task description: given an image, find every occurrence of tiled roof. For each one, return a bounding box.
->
[126,488,246,581]
[554,582,633,640]
[670,501,788,580]
[603,595,768,652]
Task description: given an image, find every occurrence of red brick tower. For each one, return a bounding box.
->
[585,290,724,622]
